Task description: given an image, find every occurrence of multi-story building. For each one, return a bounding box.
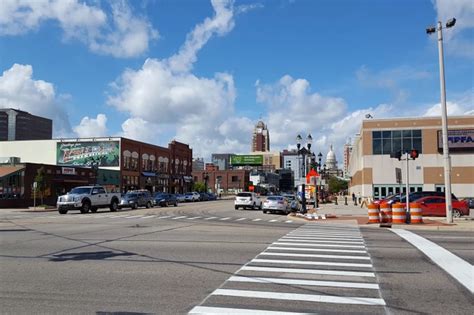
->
[192,169,250,194]
[211,153,235,170]
[251,120,270,152]
[0,108,52,141]
[192,158,204,171]
[343,141,353,178]
[205,163,218,171]
[348,116,474,199]
[0,137,193,194]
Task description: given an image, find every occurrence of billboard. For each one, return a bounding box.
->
[230,155,263,166]
[57,141,120,167]
[437,129,474,152]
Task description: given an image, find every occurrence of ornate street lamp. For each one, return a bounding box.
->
[296,134,313,213]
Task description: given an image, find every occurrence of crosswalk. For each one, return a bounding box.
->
[189,223,386,314]
[1,213,303,225]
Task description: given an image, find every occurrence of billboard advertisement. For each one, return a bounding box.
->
[437,129,474,152]
[57,141,120,167]
[230,155,263,166]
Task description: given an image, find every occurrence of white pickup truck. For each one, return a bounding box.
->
[57,185,121,214]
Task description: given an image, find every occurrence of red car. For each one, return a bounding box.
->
[408,196,469,218]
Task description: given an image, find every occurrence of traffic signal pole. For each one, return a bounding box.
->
[405,152,410,218]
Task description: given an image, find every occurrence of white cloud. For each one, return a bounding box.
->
[0,0,158,58]
[73,114,108,138]
[0,63,72,136]
[108,0,238,158]
[423,102,474,116]
[432,0,474,58]
[120,117,162,144]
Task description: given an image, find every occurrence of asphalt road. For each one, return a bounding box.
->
[0,200,472,314]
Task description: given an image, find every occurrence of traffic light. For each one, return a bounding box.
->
[390,150,402,160]
[410,149,419,160]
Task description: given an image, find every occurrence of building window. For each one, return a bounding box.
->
[372,129,422,155]
[231,176,239,182]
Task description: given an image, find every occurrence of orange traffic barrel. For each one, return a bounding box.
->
[380,202,392,224]
[392,203,406,224]
[410,202,423,224]
[367,203,380,223]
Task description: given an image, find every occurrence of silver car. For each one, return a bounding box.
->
[262,196,290,214]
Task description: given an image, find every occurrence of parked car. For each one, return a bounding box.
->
[176,194,186,202]
[381,191,458,205]
[184,192,200,202]
[402,196,469,217]
[263,196,290,214]
[234,192,262,210]
[154,193,178,207]
[207,193,217,201]
[119,190,153,209]
[463,197,474,209]
[199,192,210,201]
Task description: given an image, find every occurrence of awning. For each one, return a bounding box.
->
[141,172,156,177]
[0,166,25,179]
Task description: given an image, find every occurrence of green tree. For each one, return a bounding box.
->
[193,181,206,192]
[34,166,46,204]
[328,175,348,194]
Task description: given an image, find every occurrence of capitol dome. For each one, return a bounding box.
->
[326,145,337,170]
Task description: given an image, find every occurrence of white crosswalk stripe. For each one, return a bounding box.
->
[189,223,386,314]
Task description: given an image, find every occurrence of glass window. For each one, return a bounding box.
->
[383,138,391,154]
[413,138,422,152]
[388,187,394,194]
[392,138,401,154]
[374,187,379,197]
[402,130,412,137]
[395,187,400,194]
[412,130,421,137]
[382,131,391,138]
[392,130,401,138]
[403,139,412,152]
[373,139,382,154]
[372,131,381,139]
[381,187,386,197]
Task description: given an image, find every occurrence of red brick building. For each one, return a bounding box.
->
[192,169,250,193]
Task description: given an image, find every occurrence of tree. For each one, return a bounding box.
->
[328,175,348,194]
[34,166,46,204]
[193,181,206,192]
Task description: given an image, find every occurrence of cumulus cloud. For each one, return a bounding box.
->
[108,0,240,157]
[0,0,158,58]
[73,114,108,138]
[0,63,72,136]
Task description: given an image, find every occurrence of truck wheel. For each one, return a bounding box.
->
[174,202,178,207]
[58,209,68,214]
[132,202,138,209]
[110,200,118,212]
[80,201,90,213]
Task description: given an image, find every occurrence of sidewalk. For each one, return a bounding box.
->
[293,201,474,231]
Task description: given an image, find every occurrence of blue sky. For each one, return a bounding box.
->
[0,0,473,163]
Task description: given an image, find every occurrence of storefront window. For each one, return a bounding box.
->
[372,129,422,155]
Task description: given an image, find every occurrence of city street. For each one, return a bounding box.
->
[1,200,473,314]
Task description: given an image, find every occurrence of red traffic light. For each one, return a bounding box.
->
[410,149,419,159]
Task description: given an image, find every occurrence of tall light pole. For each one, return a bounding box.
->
[426,18,455,223]
[296,134,312,213]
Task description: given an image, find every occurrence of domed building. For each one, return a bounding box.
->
[326,145,338,171]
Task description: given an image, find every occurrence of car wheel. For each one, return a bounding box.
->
[110,200,118,212]
[263,210,267,214]
[58,209,68,214]
[132,202,138,209]
[146,202,151,209]
[235,206,239,210]
[90,207,98,213]
[259,204,262,210]
[80,201,90,214]
[453,209,462,218]
[252,203,256,210]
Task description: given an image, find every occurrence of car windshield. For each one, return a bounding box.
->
[237,193,252,197]
[125,193,137,198]
[154,193,165,197]
[267,196,283,201]
[69,187,91,194]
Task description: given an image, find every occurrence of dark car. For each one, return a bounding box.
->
[207,193,217,201]
[119,190,153,209]
[199,192,210,201]
[154,193,178,207]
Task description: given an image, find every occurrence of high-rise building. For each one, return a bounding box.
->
[252,120,270,152]
[343,141,353,178]
[0,108,52,141]
[211,153,235,170]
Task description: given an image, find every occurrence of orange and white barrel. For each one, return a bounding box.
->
[392,203,406,224]
[367,203,380,223]
[410,202,423,224]
[380,202,392,223]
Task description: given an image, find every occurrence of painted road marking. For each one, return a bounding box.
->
[235,218,247,221]
[283,235,363,241]
[228,276,380,289]
[274,242,365,249]
[268,246,367,254]
[252,218,262,222]
[172,216,187,220]
[212,289,385,306]
[285,220,293,223]
[259,252,371,260]
[139,215,156,219]
[280,238,364,244]
[289,232,362,237]
[189,306,314,315]
[157,215,172,219]
[220,217,231,221]
[204,217,218,220]
[251,258,372,268]
[392,229,474,294]
[240,266,375,277]
[187,216,202,220]
[269,219,278,222]
[124,215,142,218]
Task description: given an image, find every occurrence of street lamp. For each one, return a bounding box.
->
[426,17,455,223]
[296,134,312,213]
[203,171,209,193]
